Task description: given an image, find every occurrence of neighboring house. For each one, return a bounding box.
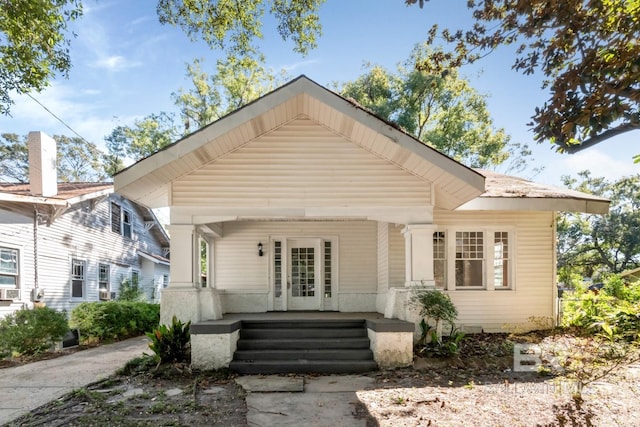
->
[115,76,608,369]
[0,132,170,318]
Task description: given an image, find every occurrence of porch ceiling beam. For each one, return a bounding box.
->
[198,223,223,238]
[173,205,434,225]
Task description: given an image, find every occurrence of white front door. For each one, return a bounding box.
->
[287,239,321,310]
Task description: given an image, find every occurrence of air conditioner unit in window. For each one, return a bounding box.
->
[99,290,110,301]
[0,289,19,300]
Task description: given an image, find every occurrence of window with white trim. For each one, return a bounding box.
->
[493,232,510,289]
[111,202,121,234]
[98,264,110,291]
[323,241,332,298]
[273,241,282,297]
[0,247,18,287]
[122,209,132,238]
[111,202,132,239]
[455,231,484,288]
[433,231,446,289]
[71,259,86,298]
[131,270,140,286]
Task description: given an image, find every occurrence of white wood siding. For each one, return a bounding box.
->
[389,223,406,287]
[214,220,377,293]
[173,118,432,208]
[377,221,389,293]
[0,194,168,318]
[0,210,35,316]
[431,210,556,331]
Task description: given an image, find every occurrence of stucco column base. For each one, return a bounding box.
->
[368,330,413,368]
[199,288,223,321]
[383,287,424,341]
[191,331,239,370]
[160,287,201,325]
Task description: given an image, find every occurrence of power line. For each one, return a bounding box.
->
[25,93,93,144]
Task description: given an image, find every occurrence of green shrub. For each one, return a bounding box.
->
[0,307,69,356]
[410,287,458,337]
[562,275,640,342]
[117,278,144,301]
[70,301,159,343]
[147,316,191,365]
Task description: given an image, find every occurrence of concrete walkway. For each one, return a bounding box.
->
[237,375,376,426]
[0,336,149,425]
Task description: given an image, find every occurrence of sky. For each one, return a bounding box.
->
[0,0,638,187]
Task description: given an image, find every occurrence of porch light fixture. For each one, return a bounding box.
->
[258,242,264,257]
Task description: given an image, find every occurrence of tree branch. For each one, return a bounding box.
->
[564,122,640,153]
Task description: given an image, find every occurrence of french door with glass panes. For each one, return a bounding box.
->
[287,239,322,310]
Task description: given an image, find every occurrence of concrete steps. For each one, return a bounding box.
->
[229,319,377,374]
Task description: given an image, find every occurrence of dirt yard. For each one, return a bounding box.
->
[4,333,640,426]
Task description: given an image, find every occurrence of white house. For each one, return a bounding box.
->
[114,76,608,370]
[0,132,170,318]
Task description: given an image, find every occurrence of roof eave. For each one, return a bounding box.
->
[0,192,69,206]
[456,197,611,214]
[66,187,114,206]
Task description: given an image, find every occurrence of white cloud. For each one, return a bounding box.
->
[550,148,638,183]
[278,58,321,73]
[89,55,140,71]
[0,83,129,148]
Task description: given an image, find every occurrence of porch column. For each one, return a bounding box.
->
[166,224,199,288]
[402,224,437,288]
[161,224,202,325]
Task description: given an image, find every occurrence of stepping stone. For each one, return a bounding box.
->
[236,376,304,392]
[165,388,183,397]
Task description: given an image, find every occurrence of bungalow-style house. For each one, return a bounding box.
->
[0,132,170,318]
[115,76,609,372]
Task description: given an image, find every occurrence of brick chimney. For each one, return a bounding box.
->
[28,131,58,197]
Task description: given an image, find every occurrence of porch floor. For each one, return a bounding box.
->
[198,311,385,326]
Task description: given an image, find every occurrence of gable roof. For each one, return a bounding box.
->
[457,170,610,214]
[115,75,486,210]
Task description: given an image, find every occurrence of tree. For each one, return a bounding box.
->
[338,45,537,172]
[106,57,281,172]
[0,133,105,183]
[104,113,179,165]
[1,0,321,115]
[0,0,83,115]
[557,171,640,278]
[0,133,29,182]
[156,0,325,58]
[55,135,107,182]
[173,56,284,132]
[408,0,640,153]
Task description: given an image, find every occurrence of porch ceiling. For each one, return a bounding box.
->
[115,76,485,211]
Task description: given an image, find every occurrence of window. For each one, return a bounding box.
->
[163,274,169,289]
[98,264,110,291]
[122,209,132,238]
[324,241,332,298]
[111,202,121,233]
[494,232,510,289]
[0,247,18,287]
[71,259,86,298]
[433,232,446,289]
[111,202,132,239]
[274,241,282,297]
[455,231,484,288]
[131,270,139,286]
